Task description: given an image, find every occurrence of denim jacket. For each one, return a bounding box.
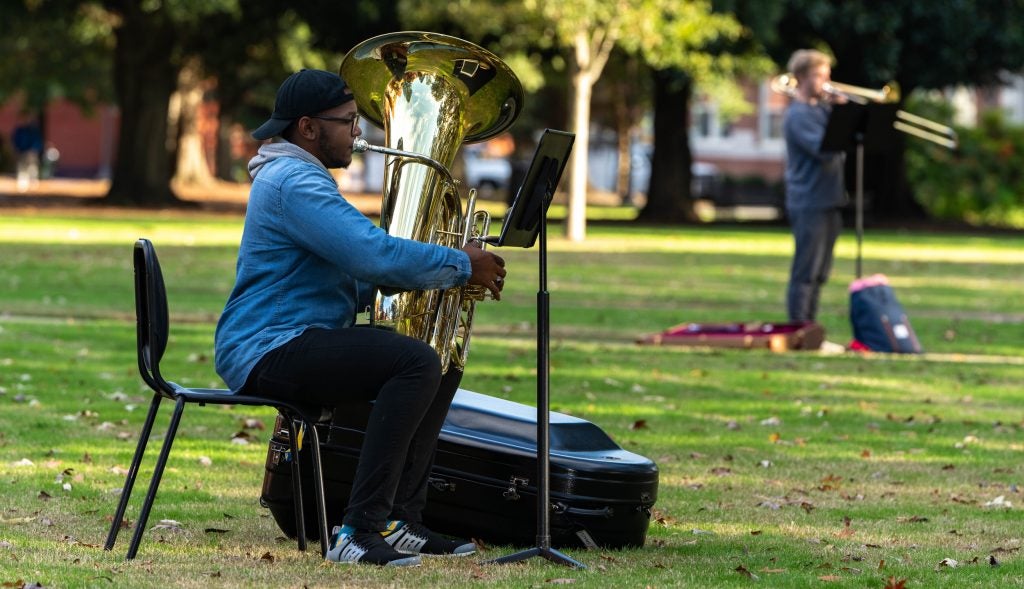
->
[214,142,471,392]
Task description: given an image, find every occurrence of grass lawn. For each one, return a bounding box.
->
[0,209,1022,588]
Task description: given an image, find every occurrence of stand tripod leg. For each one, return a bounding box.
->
[488,546,586,568]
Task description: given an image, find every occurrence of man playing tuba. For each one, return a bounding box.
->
[214,68,507,567]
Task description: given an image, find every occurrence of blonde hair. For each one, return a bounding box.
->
[787,49,833,80]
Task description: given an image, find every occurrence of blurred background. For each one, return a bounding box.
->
[2,0,1024,232]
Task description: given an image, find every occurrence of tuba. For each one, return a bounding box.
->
[340,32,523,373]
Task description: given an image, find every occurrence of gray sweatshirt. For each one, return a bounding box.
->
[782,101,847,212]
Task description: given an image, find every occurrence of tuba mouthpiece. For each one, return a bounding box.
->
[352,138,370,153]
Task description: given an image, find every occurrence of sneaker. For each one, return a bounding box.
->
[326,526,422,567]
[381,520,476,557]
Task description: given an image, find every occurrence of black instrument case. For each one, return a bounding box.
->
[260,389,658,549]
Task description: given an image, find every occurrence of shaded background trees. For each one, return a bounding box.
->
[2,0,1023,227]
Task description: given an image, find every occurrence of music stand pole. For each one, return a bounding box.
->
[487,209,585,569]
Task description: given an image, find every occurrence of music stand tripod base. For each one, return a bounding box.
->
[487,545,586,568]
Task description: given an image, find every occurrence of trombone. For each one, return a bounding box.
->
[771,73,958,149]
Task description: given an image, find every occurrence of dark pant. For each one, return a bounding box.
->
[243,327,461,531]
[787,207,842,322]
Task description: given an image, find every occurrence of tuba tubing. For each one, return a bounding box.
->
[341,32,523,373]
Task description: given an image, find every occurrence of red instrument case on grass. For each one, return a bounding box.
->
[637,321,825,351]
[260,389,658,549]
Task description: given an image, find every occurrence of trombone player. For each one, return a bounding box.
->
[780,49,848,325]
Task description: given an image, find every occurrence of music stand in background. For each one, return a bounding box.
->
[820,102,898,278]
[480,129,582,569]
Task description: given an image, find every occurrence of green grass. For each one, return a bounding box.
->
[1,212,1023,588]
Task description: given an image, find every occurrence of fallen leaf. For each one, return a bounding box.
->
[629,420,647,431]
[983,495,1012,509]
[545,579,575,584]
[937,557,958,568]
[734,564,759,580]
[884,577,907,589]
[151,519,184,532]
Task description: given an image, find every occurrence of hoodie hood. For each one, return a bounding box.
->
[248,141,329,179]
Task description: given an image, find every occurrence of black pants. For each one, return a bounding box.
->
[243,327,461,531]
[786,207,842,322]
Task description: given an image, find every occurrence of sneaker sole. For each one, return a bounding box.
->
[327,556,423,567]
[413,550,476,558]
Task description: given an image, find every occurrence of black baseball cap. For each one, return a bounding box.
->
[252,69,354,140]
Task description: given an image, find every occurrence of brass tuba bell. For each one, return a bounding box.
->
[340,32,523,373]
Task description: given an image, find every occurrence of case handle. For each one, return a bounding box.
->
[552,502,614,519]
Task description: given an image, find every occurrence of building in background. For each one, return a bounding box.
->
[2,74,1022,192]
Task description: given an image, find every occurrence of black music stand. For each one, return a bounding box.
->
[821,103,898,278]
[480,129,583,569]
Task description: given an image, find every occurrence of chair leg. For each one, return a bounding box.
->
[104,393,163,551]
[125,396,187,560]
[304,422,330,558]
[284,417,308,552]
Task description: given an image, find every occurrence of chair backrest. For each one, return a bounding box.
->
[134,239,173,396]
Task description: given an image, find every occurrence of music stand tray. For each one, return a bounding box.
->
[482,129,575,248]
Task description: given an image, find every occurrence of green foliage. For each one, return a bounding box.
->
[0,0,115,111]
[905,103,1024,229]
[769,0,1024,93]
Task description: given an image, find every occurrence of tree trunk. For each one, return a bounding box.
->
[565,41,594,242]
[172,58,214,187]
[104,4,181,206]
[215,111,237,181]
[614,96,632,205]
[638,69,698,223]
[862,140,928,220]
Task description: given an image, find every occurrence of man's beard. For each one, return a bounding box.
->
[318,133,351,169]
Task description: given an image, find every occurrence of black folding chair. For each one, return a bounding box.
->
[104,238,330,560]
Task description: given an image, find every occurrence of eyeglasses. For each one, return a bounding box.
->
[310,113,361,136]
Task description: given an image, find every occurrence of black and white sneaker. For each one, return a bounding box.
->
[326,526,422,567]
[381,520,476,557]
